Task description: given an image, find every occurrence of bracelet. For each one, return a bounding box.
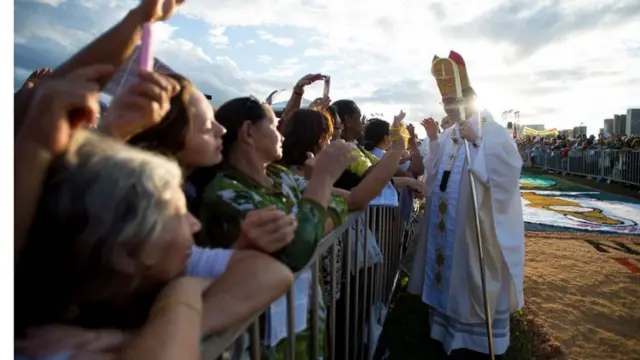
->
[149,299,202,320]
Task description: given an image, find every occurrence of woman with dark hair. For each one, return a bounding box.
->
[325,105,343,141]
[190,96,355,359]
[279,108,334,174]
[101,73,301,255]
[330,101,424,193]
[363,118,392,152]
[363,118,425,178]
[193,96,352,266]
[332,99,362,145]
[279,105,425,360]
[100,73,224,175]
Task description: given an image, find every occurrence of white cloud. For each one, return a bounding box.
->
[258,55,273,63]
[303,48,324,57]
[261,58,302,78]
[171,0,640,133]
[256,30,295,47]
[209,26,229,47]
[14,0,640,135]
[25,0,66,6]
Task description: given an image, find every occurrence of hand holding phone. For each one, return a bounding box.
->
[140,23,154,71]
[322,75,331,99]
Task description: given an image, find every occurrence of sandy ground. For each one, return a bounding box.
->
[524,231,640,360]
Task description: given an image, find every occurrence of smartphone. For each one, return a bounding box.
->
[139,23,154,71]
[323,76,331,99]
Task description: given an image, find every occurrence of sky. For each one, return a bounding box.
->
[13,0,640,137]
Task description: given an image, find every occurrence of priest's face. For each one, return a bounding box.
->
[442,95,461,119]
[442,94,475,121]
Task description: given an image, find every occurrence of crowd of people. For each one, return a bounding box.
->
[516,133,640,185]
[516,133,640,153]
[14,1,526,360]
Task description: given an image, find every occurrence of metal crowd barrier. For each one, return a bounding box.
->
[201,204,410,360]
[519,148,640,186]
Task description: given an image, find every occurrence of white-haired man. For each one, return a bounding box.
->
[409,50,525,359]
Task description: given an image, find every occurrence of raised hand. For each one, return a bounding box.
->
[405,177,427,198]
[21,68,52,89]
[18,64,115,156]
[393,110,406,126]
[407,123,416,137]
[459,119,479,143]
[99,70,180,140]
[390,110,408,151]
[312,140,358,183]
[294,73,324,92]
[422,117,439,141]
[137,0,187,23]
[406,123,420,150]
[236,206,297,253]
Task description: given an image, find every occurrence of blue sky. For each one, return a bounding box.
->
[14,0,640,136]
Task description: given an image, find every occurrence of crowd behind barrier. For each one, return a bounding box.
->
[202,200,415,360]
[13,6,428,355]
[16,2,531,359]
[517,134,640,187]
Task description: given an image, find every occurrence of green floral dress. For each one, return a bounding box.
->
[197,163,348,360]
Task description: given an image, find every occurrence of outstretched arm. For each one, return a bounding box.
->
[200,250,294,334]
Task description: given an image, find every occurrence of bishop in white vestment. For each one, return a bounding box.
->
[408,50,525,358]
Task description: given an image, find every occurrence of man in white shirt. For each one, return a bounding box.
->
[409,50,525,359]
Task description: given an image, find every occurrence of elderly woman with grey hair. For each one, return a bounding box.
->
[16,129,294,359]
[14,67,293,359]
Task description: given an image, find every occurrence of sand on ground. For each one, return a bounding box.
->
[524,231,640,360]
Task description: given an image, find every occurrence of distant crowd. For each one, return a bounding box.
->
[517,133,640,185]
[517,133,640,153]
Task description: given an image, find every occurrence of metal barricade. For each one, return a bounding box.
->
[201,204,408,360]
[517,147,640,186]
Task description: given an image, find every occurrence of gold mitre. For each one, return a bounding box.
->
[431,50,471,97]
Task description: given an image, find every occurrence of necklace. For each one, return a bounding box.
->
[433,135,462,288]
[439,133,463,192]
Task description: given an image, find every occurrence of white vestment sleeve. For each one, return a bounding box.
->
[485,140,523,211]
[187,245,234,279]
[467,141,489,186]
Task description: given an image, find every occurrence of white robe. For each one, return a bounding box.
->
[407,109,525,355]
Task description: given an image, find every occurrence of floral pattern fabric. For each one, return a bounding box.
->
[197,163,348,360]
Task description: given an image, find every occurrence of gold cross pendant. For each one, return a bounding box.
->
[438,199,447,214]
[436,251,445,267]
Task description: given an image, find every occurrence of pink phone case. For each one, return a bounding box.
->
[139,23,154,71]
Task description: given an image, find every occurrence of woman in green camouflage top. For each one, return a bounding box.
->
[190,96,356,359]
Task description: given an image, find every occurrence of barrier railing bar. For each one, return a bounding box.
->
[329,242,337,360]
[201,204,413,360]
